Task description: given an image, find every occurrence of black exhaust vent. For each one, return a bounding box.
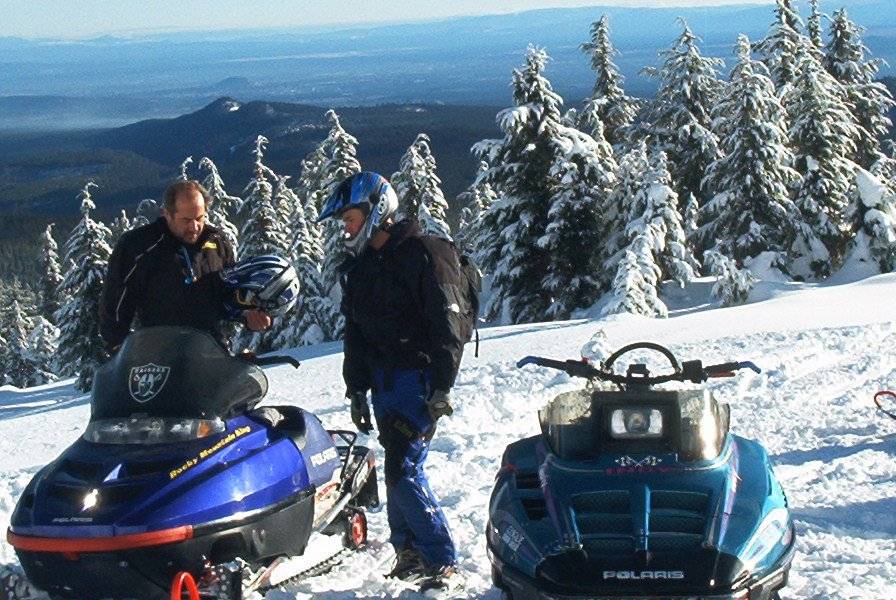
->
[519,496,548,521]
[572,490,634,557]
[125,459,184,478]
[515,471,540,490]
[649,490,709,552]
[57,459,104,482]
[515,471,548,520]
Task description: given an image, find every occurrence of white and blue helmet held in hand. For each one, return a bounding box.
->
[221,255,300,317]
[318,172,399,255]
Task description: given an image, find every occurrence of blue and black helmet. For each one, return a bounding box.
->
[318,172,399,255]
[220,255,299,317]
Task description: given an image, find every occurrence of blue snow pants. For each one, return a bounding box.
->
[371,368,457,568]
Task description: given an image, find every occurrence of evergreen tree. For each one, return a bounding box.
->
[456,161,497,251]
[784,46,859,278]
[825,8,896,169]
[25,316,59,384]
[700,36,801,263]
[274,190,333,349]
[238,136,291,259]
[392,134,451,239]
[641,22,724,215]
[0,328,7,385]
[638,150,699,286]
[579,14,640,147]
[471,46,566,323]
[178,155,194,180]
[704,250,756,305]
[199,156,241,255]
[133,198,159,228]
[846,167,896,273]
[288,141,337,338]
[600,143,651,286]
[1,300,37,387]
[683,193,700,245]
[540,122,617,318]
[294,141,332,221]
[392,137,427,219]
[38,223,64,323]
[109,209,132,246]
[418,136,452,239]
[807,0,823,51]
[55,182,112,391]
[756,0,806,92]
[601,235,667,318]
[318,110,361,338]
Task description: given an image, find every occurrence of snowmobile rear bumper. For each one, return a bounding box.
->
[490,545,792,600]
[10,489,314,600]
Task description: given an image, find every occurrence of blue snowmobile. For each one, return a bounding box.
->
[488,342,795,600]
[7,326,378,600]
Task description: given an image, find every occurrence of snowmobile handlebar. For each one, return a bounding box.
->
[241,353,301,369]
[516,341,760,386]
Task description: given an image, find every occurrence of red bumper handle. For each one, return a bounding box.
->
[171,571,200,600]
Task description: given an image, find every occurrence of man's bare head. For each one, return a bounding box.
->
[163,180,210,244]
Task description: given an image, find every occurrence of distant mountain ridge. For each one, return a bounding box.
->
[0,98,500,218]
[1,0,893,129]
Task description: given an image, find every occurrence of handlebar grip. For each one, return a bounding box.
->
[253,355,301,369]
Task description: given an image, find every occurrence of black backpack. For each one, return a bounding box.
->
[456,250,482,356]
[421,235,483,356]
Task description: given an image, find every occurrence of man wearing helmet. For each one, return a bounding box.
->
[319,172,465,590]
[100,180,277,350]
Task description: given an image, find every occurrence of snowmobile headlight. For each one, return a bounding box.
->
[741,507,791,571]
[610,409,663,439]
[83,417,226,444]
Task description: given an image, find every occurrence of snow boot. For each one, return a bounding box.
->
[418,563,464,594]
[385,548,426,581]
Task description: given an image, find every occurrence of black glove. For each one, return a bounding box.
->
[426,389,454,421]
[349,391,373,434]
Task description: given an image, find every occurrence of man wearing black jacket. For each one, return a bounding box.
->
[319,172,464,590]
[99,180,270,350]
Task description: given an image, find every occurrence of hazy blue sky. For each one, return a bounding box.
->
[3,1,776,39]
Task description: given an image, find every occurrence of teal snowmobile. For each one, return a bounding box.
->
[487,342,795,600]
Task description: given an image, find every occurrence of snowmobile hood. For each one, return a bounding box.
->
[488,432,794,598]
[7,414,327,540]
[91,326,268,421]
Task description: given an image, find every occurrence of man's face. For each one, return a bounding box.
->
[341,207,367,241]
[164,190,206,244]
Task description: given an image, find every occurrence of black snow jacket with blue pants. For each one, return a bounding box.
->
[340,218,465,570]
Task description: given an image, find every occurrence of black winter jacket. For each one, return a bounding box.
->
[99,218,235,350]
[340,219,467,394]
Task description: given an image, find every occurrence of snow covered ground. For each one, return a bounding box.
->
[1,273,894,600]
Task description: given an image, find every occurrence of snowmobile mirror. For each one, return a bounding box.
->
[681,359,705,383]
[874,390,896,420]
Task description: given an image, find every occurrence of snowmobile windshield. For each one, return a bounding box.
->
[677,389,729,461]
[540,388,728,461]
[90,326,268,422]
[539,390,595,460]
